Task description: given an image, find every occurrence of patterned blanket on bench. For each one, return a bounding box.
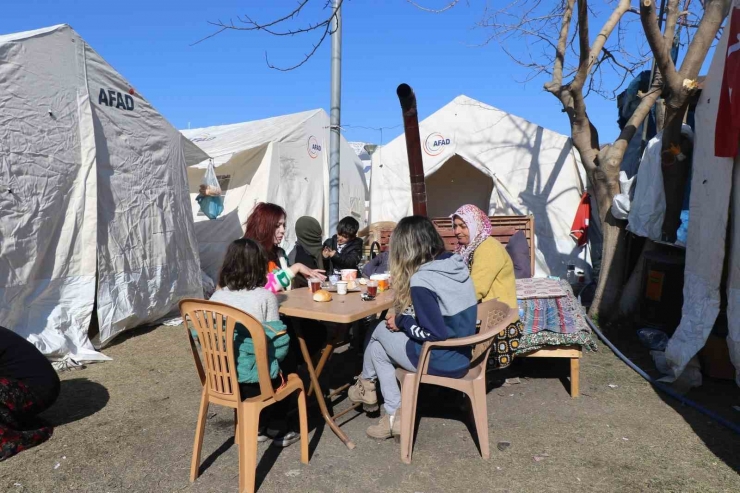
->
[514,279,597,355]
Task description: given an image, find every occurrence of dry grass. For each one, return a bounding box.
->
[2,323,738,493]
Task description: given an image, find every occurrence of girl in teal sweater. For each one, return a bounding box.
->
[208,238,299,447]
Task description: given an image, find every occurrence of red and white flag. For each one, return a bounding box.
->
[716,3,740,157]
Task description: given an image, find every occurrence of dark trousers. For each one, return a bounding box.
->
[238,349,298,436]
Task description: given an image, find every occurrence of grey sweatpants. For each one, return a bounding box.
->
[361,321,417,415]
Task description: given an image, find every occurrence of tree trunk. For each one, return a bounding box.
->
[660,103,691,242]
[588,211,627,320]
[619,239,657,317]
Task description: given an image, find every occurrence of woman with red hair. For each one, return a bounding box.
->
[244,203,325,292]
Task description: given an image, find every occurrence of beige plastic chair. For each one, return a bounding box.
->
[180,299,309,493]
[395,299,517,464]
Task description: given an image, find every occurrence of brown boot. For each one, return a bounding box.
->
[348,377,378,411]
[366,408,402,440]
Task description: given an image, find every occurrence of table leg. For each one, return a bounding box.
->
[307,343,334,398]
[294,322,356,450]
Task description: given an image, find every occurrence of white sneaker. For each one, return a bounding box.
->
[257,427,270,443]
[270,430,301,448]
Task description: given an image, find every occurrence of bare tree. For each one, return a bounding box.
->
[439,0,729,320]
[194,0,343,71]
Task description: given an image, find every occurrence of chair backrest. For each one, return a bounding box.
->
[180,299,275,405]
[432,215,536,276]
[416,300,516,376]
[360,221,396,257]
[470,299,515,366]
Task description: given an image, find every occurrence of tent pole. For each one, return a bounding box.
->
[329,0,342,234]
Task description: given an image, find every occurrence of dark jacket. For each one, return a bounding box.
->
[323,235,363,273]
[363,251,389,277]
[288,243,321,288]
[0,326,60,408]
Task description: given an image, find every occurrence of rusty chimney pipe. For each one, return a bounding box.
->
[396,83,427,217]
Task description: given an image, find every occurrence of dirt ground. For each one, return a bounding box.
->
[2,323,739,493]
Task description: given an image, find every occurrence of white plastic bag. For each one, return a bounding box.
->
[196,159,224,219]
[611,171,635,220]
[199,159,222,197]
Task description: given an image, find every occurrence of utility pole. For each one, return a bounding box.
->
[328,0,342,234]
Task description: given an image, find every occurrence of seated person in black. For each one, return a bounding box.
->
[288,216,325,288]
[0,326,60,461]
[363,250,389,278]
[322,216,363,274]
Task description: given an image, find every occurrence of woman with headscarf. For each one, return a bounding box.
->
[288,216,325,288]
[451,205,521,369]
[451,204,517,308]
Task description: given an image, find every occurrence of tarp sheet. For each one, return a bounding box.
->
[0,25,206,359]
[662,25,740,386]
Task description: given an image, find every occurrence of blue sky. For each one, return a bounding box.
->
[1,0,629,146]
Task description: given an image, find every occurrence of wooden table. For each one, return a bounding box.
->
[278,288,394,449]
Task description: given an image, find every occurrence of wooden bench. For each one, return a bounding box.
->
[432,215,582,398]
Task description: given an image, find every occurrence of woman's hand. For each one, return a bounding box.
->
[291,263,326,281]
[386,313,400,332]
[323,247,336,258]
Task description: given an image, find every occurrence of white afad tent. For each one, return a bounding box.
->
[370,95,589,278]
[0,25,207,360]
[661,23,740,387]
[182,110,368,280]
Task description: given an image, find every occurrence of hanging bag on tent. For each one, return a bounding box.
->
[195,159,224,219]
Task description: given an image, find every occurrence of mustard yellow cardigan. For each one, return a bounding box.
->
[469,237,517,309]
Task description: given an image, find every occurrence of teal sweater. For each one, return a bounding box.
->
[190,320,290,384]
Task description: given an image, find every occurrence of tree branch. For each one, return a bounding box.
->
[545,0,576,94]
[663,0,682,46]
[266,17,335,71]
[406,0,461,13]
[194,0,343,71]
[612,73,664,155]
[573,0,632,91]
[679,0,731,80]
[640,0,683,92]
[574,0,590,90]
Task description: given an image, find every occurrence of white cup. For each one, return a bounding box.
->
[336,281,348,295]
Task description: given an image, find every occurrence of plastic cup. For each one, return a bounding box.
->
[308,278,321,293]
[336,281,348,295]
[341,269,358,281]
[366,280,378,298]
